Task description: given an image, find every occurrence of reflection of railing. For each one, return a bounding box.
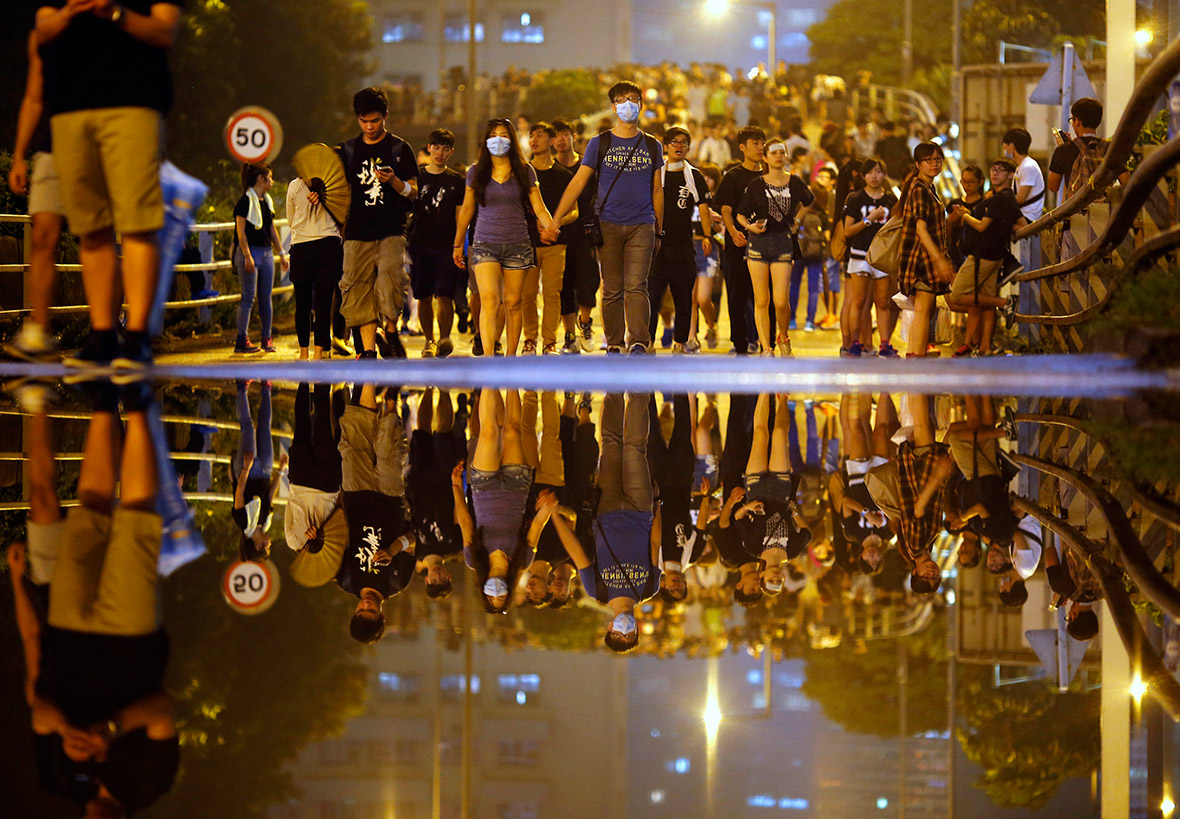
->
[0,214,293,320]
[1010,36,1180,330]
[0,494,287,512]
[0,407,292,438]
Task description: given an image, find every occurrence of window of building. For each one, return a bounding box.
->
[377,672,421,703]
[381,12,424,43]
[444,15,484,42]
[497,739,541,766]
[497,673,540,704]
[441,673,481,701]
[500,12,544,43]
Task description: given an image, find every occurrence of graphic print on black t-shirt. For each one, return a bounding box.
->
[843,189,899,258]
[411,168,465,249]
[662,167,711,251]
[340,133,417,241]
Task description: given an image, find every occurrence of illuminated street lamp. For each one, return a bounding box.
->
[1130,674,1148,704]
[703,0,778,76]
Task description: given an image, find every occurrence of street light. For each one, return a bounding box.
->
[703,0,778,76]
[1130,674,1148,703]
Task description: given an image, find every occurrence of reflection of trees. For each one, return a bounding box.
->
[801,619,947,737]
[955,665,1099,810]
[515,603,603,652]
[153,555,369,818]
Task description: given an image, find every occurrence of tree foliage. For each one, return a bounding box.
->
[955,664,1099,810]
[168,0,373,182]
[800,618,948,737]
[522,70,605,124]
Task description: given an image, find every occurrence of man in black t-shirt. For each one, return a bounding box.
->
[407,389,466,601]
[336,383,415,643]
[553,118,600,354]
[38,0,182,373]
[524,123,577,354]
[947,160,1026,354]
[649,127,713,351]
[336,87,418,360]
[1047,97,1105,197]
[715,126,767,354]
[409,129,465,358]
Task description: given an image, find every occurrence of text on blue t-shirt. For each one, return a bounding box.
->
[581,132,663,226]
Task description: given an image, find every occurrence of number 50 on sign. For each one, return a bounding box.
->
[223,106,284,165]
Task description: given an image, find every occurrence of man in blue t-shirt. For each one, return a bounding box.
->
[548,394,660,653]
[543,81,664,354]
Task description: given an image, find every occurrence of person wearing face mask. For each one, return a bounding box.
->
[453,390,557,614]
[453,120,556,356]
[548,394,661,653]
[543,82,665,354]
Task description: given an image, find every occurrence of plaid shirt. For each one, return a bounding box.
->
[898,178,949,296]
[895,440,951,566]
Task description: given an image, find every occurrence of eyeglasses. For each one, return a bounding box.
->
[919,156,944,164]
[668,139,690,147]
[614,96,642,105]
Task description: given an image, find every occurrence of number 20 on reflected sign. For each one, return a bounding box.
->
[222,559,281,615]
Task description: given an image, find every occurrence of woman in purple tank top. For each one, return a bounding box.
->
[453,389,555,613]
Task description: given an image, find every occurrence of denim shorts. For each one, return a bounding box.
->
[744,470,797,503]
[470,239,535,271]
[469,463,535,492]
[746,231,794,263]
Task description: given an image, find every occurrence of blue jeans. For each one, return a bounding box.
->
[233,381,273,482]
[235,245,274,340]
[789,259,822,324]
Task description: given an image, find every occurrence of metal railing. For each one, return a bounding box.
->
[0,214,293,320]
[1010,35,1180,328]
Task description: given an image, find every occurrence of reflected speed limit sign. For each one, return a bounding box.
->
[224,106,283,164]
[222,559,281,615]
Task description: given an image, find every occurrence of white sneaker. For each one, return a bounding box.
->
[421,341,437,358]
[5,321,57,361]
[436,337,454,358]
[777,337,794,358]
[671,342,686,354]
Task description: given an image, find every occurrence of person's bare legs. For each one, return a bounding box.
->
[873,393,899,456]
[28,213,63,329]
[770,394,792,472]
[119,231,159,333]
[502,389,526,467]
[748,260,772,352]
[504,267,528,356]
[78,408,122,514]
[119,406,159,510]
[436,390,454,434]
[437,296,455,342]
[846,275,870,347]
[474,262,504,355]
[873,277,897,349]
[907,291,935,356]
[419,295,435,343]
[28,411,60,527]
[771,262,792,345]
[473,388,505,473]
[746,393,771,475]
[79,229,120,332]
[980,309,998,353]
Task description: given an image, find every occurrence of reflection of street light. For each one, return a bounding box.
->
[702,0,777,75]
[1134,28,1154,50]
[1130,674,1148,703]
[1162,796,1175,817]
[703,687,722,742]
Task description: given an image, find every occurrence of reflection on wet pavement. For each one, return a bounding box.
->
[3,376,1179,817]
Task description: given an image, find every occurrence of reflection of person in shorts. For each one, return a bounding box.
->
[9,380,180,816]
[38,1,183,372]
[5,32,65,361]
[336,87,418,360]
[408,388,465,600]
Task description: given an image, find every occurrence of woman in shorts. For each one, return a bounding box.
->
[736,139,814,357]
[453,119,555,356]
[841,157,900,357]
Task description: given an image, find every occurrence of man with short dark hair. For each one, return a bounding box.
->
[544,81,665,354]
[714,125,766,354]
[36,0,183,373]
[407,389,465,601]
[552,118,600,353]
[1048,97,1104,195]
[409,128,463,358]
[524,122,577,354]
[337,87,418,360]
[1002,127,1044,272]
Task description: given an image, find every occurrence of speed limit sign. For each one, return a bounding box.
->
[223,106,283,164]
[222,559,281,615]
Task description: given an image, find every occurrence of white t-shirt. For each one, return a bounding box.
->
[287,177,342,245]
[1015,155,1045,221]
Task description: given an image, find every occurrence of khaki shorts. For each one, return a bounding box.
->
[950,256,1001,303]
[340,236,408,328]
[339,404,407,497]
[28,152,67,217]
[948,434,1000,479]
[50,107,163,236]
[48,506,162,636]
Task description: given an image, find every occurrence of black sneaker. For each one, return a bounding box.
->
[457,313,469,334]
[374,330,393,359]
[1002,294,1019,329]
[360,349,378,360]
[562,332,580,354]
[112,331,153,373]
[388,331,407,359]
[998,255,1024,287]
[121,380,156,413]
[1000,406,1018,441]
[63,329,120,369]
[472,335,485,357]
[629,343,647,355]
[72,377,121,413]
[494,341,503,356]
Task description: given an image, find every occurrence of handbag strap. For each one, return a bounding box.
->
[595,134,644,218]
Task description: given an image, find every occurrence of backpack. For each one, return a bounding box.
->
[1064,135,1110,199]
[797,209,827,261]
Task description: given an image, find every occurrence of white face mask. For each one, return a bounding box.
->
[763,579,783,593]
[483,577,509,598]
[486,136,512,157]
[615,101,641,123]
[610,612,637,635]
